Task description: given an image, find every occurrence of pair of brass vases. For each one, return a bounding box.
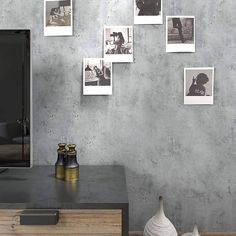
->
[55,143,79,182]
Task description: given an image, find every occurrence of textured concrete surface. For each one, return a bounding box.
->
[1,0,236,232]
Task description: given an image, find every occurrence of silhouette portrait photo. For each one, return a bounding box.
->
[184,68,214,105]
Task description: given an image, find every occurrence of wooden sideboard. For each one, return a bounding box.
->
[0,165,129,236]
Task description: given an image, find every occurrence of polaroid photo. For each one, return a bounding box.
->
[104,26,133,63]
[44,0,73,36]
[166,16,195,52]
[184,67,215,105]
[83,58,112,96]
[134,0,163,24]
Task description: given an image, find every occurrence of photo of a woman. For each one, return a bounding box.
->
[114,32,125,54]
[93,66,110,86]
[104,26,133,62]
[83,58,112,95]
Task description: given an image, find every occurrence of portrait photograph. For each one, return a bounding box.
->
[134,0,162,24]
[44,0,73,36]
[83,58,112,95]
[166,16,195,52]
[104,26,133,63]
[184,67,215,105]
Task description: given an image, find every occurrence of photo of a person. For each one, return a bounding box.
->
[184,68,214,105]
[104,26,133,62]
[134,0,162,24]
[105,30,132,55]
[166,16,195,52]
[114,32,125,54]
[48,8,65,26]
[136,0,161,16]
[93,66,110,86]
[172,18,185,43]
[44,0,73,36]
[83,59,112,95]
[46,0,71,26]
[187,73,209,96]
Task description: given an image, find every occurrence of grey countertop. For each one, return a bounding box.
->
[0,165,128,209]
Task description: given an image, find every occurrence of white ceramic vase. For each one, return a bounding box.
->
[182,225,200,236]
[144,196,178,236]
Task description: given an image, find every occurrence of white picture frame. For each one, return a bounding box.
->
[104,26,133,63]
[166,16,195,53]
[184,67,215,105]
[134,0,163,25]
[83,58,113,96]
[44,0,73,36]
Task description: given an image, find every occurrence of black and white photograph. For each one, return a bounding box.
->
[104,26,133,63]
[166,16,195,52]
[184,67,214,105]
[44,0,73,36]
[83,58,112,95]
[134,0,162,24]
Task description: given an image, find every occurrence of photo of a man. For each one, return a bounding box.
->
[136,0,161,16]
[134,0,162,24]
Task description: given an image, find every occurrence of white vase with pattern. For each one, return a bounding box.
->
[144,196,178,236]
[182,225,200,236]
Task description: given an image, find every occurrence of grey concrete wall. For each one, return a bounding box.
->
[1,0,236,232]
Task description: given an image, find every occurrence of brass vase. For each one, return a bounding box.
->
[55,143,67,180]
[65,144,79,182]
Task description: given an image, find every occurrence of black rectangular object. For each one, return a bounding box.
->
[20,210,59,225]
[0,30,31,168]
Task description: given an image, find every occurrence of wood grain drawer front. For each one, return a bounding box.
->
[0,209,122,235]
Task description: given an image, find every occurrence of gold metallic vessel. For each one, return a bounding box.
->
[55,143,67,180]
[65,144,79,182]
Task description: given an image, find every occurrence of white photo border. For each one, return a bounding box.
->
[184,67,215,105]
[166,16,195,53]
[134,0,163,25]
[44,0,73,36]
[104,26,133,63]
[83,58,113,96]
